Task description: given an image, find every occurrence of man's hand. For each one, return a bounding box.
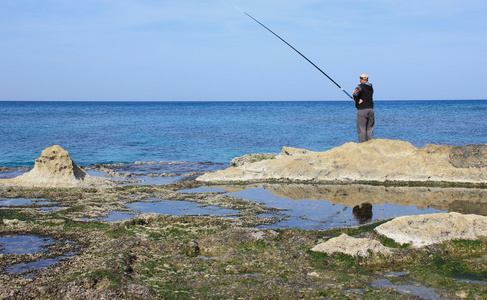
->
[359,99,363,104]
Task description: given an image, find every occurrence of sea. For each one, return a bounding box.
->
[1,100,486,168]
[1,100,486,229]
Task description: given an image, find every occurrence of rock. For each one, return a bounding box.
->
[307,271,321,278]
[183,240,200,257]
[44,219,65,224]
[311,233,392,257]
[3,219,20,225]
[0,145,113,188]
[449,144,487,168]
[375,212,487,247]
[197,139,487,184]
[231,153,277,167]
[250,231,267,241]
[278,146,312,157]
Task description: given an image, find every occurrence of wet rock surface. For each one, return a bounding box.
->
[0,182,486,299]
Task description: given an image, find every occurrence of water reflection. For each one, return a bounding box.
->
[185,183,487,229]
[6,253,76,278]
[352,203,373,225]
[211,183,487,215]
[0,235,76,278]
[0,197,61,213]
[0,198,50,207]
[0,235,55,254]
[215,187,445,230]
[126,199,239,217]
[371,278,450,300]
[102,211,135,222]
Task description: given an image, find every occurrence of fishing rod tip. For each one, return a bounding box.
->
[231,4,245,13]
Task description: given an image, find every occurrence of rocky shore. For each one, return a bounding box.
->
[1,143,487,299]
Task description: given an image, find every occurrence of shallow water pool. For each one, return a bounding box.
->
[126,199,239,217]
[0,235,76,278]
[0,235,55,254]
[183,186,448,230]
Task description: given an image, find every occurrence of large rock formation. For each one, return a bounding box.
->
[375,212,487,247]
[1,145,112,188]
[197,139,487,184]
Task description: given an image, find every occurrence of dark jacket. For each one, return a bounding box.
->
[353,82,374,110]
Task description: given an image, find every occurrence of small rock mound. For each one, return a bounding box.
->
[311,233,392,257]
[375,212,487,247]
[1,145,112,188]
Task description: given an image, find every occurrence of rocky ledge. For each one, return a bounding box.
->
[197,139,487,185]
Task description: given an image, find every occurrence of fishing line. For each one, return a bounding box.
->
[233,4,353,99]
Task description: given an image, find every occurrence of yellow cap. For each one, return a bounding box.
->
[360,74,368,79]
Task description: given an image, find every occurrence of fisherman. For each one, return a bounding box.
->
[353,74,374,142]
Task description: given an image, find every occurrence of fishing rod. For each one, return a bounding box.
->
[233,5,353,99]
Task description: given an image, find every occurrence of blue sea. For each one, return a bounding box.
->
[1,100,486,168]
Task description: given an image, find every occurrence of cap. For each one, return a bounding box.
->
[360,74,368,79]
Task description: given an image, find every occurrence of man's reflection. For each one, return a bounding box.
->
[353,202,373,224]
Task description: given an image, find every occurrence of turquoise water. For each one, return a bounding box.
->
[1,100,486,168]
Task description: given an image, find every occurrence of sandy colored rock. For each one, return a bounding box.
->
[375,212,487,247]
[197,139,487,184]
[231,153,277,167]
[311,233,392,257]
[449,144,487,168]
[0,145,112,188]
[277,146,312,157]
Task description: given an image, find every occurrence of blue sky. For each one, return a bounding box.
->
[1,0,486,101]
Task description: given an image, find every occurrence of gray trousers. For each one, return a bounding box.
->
[357,108,374,143]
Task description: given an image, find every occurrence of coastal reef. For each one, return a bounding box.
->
[1,143,487,298]
[197,139,487,185]
[2,183,487,299]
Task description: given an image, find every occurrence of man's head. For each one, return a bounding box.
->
[360,74,368,82]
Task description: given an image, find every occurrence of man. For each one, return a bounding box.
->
[353,74,374,142]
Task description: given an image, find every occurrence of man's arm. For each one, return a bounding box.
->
[353,85,363,104]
